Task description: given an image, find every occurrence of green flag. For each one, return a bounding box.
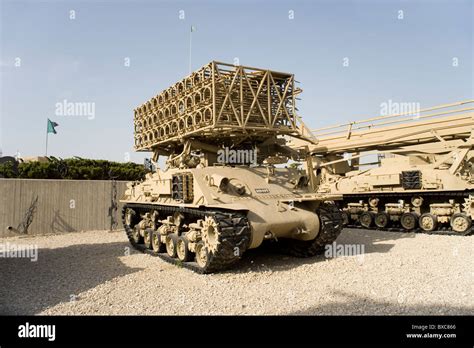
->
[47,118,59,134]
[191,25,196,32]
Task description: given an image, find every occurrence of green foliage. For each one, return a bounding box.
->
[0,161,18,178]
[0,158,149,181]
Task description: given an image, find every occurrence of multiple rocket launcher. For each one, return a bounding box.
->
[133,61,312,155]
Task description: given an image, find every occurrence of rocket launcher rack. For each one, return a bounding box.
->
[310,100,474,155]
[133,61,316,154]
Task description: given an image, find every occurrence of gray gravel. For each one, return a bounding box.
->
[0,228,472,315]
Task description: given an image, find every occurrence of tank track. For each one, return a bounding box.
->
[279,202,343,257]
[341,190,473,236]
[121,203,251,274]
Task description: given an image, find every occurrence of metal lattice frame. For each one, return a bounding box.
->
[309,100,474,155]
[133,61,311,152]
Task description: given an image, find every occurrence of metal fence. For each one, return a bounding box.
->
[0,179,128,237]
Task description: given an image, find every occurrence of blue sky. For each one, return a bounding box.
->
[0,0,472,163]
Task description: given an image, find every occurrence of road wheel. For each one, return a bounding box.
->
[195,241,209,269]
[132,226,143,244]
[341,211,349,225]
[166,233,178,258]
[419,213,438,232]
[176,236,193,262]
[143,228,152,249]
[151,230,165,253]
[450,213,472,234]
[401,212,417,231]
[359,211,374,228]
[374,212,390,229]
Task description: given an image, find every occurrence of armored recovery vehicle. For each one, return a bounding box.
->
[291,101,474,235]
[121,61,343,273]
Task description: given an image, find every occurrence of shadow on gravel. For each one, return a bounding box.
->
[0,241,141,315]
[228,228,413,274]
[337,227,416,254]
[288,290,473,315]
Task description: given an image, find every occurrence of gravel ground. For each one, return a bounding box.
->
[0,228,472,315]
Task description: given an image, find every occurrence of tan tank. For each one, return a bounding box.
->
[121,61,343,273]
[291,100,474,235]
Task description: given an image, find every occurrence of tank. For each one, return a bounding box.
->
[121,61,343,273]
[318,150,473,235]
[300,100,474,235]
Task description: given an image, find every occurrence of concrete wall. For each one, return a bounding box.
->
[0,179,128,237]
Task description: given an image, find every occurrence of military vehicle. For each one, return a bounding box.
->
[121,61,343,273]
[291,100,474,235]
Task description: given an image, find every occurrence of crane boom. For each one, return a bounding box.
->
[309,100,474,155]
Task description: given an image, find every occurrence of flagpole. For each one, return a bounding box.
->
[45,119,49,156]
[45,118,59,156]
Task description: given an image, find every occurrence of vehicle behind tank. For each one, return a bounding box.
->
[297,100,474,235]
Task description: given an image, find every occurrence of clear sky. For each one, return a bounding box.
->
[0,0,472,163]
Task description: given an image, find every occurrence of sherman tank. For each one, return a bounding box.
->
[121,61,343,273]
[294,100,474,235]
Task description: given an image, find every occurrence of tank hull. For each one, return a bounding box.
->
[317,154,473,235]
[121,166,343,273]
